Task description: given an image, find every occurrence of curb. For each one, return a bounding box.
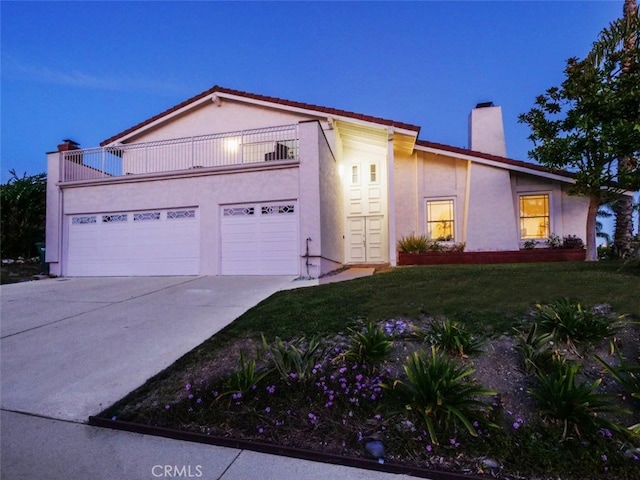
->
[88,416,487,480]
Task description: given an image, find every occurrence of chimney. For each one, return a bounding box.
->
[468,102,507,157]
[57,139,80,152]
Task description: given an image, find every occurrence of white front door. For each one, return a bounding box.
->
[346,216,385,263]
[344,159,388,264]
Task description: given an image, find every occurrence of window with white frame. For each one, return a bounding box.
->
[426,199,455,241]
[519,194,550,239]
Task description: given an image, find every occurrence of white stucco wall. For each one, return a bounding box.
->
[513,173,588,242]
[393,151,418,243]
[45,152,62,274]
[465,163,520,251]
[56,165,300,276]
[124,98,325,145]
[315,124,344,272]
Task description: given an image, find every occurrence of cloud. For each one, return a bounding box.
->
[1,53,188,95]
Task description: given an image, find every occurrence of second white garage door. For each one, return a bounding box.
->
[221,202,299,275]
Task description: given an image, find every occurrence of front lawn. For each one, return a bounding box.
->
[98,262,640,479]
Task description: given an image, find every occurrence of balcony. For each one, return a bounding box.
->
[60,124,299,182]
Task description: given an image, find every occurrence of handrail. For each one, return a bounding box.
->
[61,124,299,182]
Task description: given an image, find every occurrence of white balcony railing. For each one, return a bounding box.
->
[61,124,299,182]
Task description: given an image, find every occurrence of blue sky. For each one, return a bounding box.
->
[1,0,623,185]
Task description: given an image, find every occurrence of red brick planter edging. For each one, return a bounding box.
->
[398,249,586,266]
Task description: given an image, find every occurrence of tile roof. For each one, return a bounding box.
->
[101,85,421,146]
[416,139,576,180]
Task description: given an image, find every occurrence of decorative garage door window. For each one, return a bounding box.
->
[133,212,161,221]
[223,207,255,216]
[261,204,295,215]
[72,216,97,225]
[167,209,196,219]
[102,214,128,223]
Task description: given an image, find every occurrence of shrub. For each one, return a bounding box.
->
[262,335,326,383]
[595,353,640,403]
[523,239,538,249]
[398,234,429,254]
[561,235,585,249]
[217,351,271,401]
[383,347,497,444]
[546,234,562,249]
[421,318,484,357]
[596,351,640,435]
[339,321,393,368]
[397,234,465,253]
[514,323,556,375]
[531,357,628,440]
[533,298,621,351]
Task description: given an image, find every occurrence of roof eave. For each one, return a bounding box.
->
[415,141,576,184]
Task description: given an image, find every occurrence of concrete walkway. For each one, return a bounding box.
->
[1,270,423,479]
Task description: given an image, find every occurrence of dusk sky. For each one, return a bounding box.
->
[1,0,623,186]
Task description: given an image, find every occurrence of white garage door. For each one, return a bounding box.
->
[66,208,200,276]
[221,202,299,275]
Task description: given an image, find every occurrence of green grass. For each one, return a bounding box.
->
[157,261,640,376]
[218,262,639,342]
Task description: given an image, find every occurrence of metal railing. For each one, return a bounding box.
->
[61,124,299,182]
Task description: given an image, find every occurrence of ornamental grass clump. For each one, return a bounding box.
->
[383,346,497,445]
[261,335,326,383]
[398,234,429,254]
[422,318,484,357]
[514,323,556,375]
[339,321,393,369]
[530,356,628,440]
[217,351,271,402]
[533,298,622,352]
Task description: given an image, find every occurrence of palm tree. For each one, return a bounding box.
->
[613,0,639,257]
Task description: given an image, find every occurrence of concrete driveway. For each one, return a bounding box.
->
[1,275,298,422]
[1,271,418,480]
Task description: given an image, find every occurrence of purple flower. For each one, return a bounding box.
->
[265,406,271,413]
[258,427,264,434]
[598,428,612,438]
[196,398,202,404]
[513,422,520,430]
[266,385,276,394]
[602,455,607,462]
[188,394,194,400]
[426,445,433,452]
[165,404,171,410]
[185,383,191,391]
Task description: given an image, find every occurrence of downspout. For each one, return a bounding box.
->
[387,130,397,266]
[58,152,65,276]
[462,160,472,245]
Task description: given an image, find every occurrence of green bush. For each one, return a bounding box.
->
[0,170,46,258]
[422,318,484,357]
[398,234,465,253]
[339,321,392,368]
[531,357,627,440]
[384,346,497,444]
[217,351,271,401]
[262,335,325,383]
[533,298,621,350]
[514,323,556,375]
[398,234,429,254]
[561,235,585,249]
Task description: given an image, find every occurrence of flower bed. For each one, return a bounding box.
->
[398,249,586,266]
